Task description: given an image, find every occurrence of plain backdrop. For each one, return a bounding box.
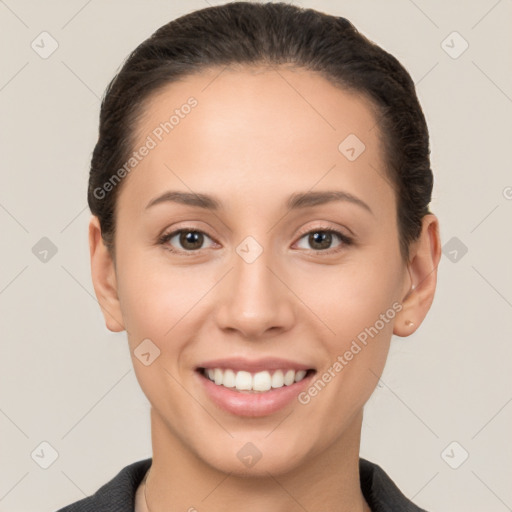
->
[1,1,511,511]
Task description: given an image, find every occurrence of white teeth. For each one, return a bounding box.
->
[235,371,252,390]
[202,367,309,392]
[294,370,307,382]
[284,369,295,386]
[223,369,236,388]
[271,370,284,388]
[253,371,272,392]
[214,368,223,386]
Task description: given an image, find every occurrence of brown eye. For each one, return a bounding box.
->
[179,231,204,250]
[295,229,352,252]
[308,231,333,250]
[159,229,216,253]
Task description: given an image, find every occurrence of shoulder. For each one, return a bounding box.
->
[55,458,152,512]
[359,458,430,512]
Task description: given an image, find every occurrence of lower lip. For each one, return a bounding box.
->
[196,370,316,417]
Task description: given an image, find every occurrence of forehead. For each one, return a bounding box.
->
[121,65,393,215]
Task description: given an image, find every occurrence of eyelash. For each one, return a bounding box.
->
[157,225,353,256]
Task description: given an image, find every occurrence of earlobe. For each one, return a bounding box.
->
[394,214,441,338]
[88,216,125,332]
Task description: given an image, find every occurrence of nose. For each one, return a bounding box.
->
[214,248,296,340]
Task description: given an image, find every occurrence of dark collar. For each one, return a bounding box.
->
[56,457,428,512]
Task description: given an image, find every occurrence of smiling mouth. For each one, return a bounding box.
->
[196,367,316,393]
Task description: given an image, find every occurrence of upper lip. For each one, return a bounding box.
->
[196,357,315,373]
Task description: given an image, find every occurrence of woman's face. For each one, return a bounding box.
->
[93,66,424,476]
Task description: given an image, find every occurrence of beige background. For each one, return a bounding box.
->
[1,0,511,511]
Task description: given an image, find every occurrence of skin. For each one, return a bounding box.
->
[89,65,441,512]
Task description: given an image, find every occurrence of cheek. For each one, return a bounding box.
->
[116,250,214,342]
[115,254,208,402]
[296,263,398,435]
[291,255,402,340]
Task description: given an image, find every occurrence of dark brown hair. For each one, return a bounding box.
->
[88,1,433,262]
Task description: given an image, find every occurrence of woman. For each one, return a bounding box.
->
[57,2,440,511]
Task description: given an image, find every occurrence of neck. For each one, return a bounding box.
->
[143,407,370,512]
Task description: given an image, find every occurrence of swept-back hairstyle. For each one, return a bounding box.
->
[88,1,433,262]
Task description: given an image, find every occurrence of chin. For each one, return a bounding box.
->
[193,434,312,478]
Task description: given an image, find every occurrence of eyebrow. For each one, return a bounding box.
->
[286,190,373,215]
[145,190,373,215]
[145,191,220,210]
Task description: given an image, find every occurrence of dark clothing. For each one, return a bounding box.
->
[56,457,429,511]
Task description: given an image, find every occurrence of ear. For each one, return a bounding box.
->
[394,214,441,337]
[89,216,125,332]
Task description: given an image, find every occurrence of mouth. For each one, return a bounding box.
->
[196,367,316,393]
[194,360,317,417]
